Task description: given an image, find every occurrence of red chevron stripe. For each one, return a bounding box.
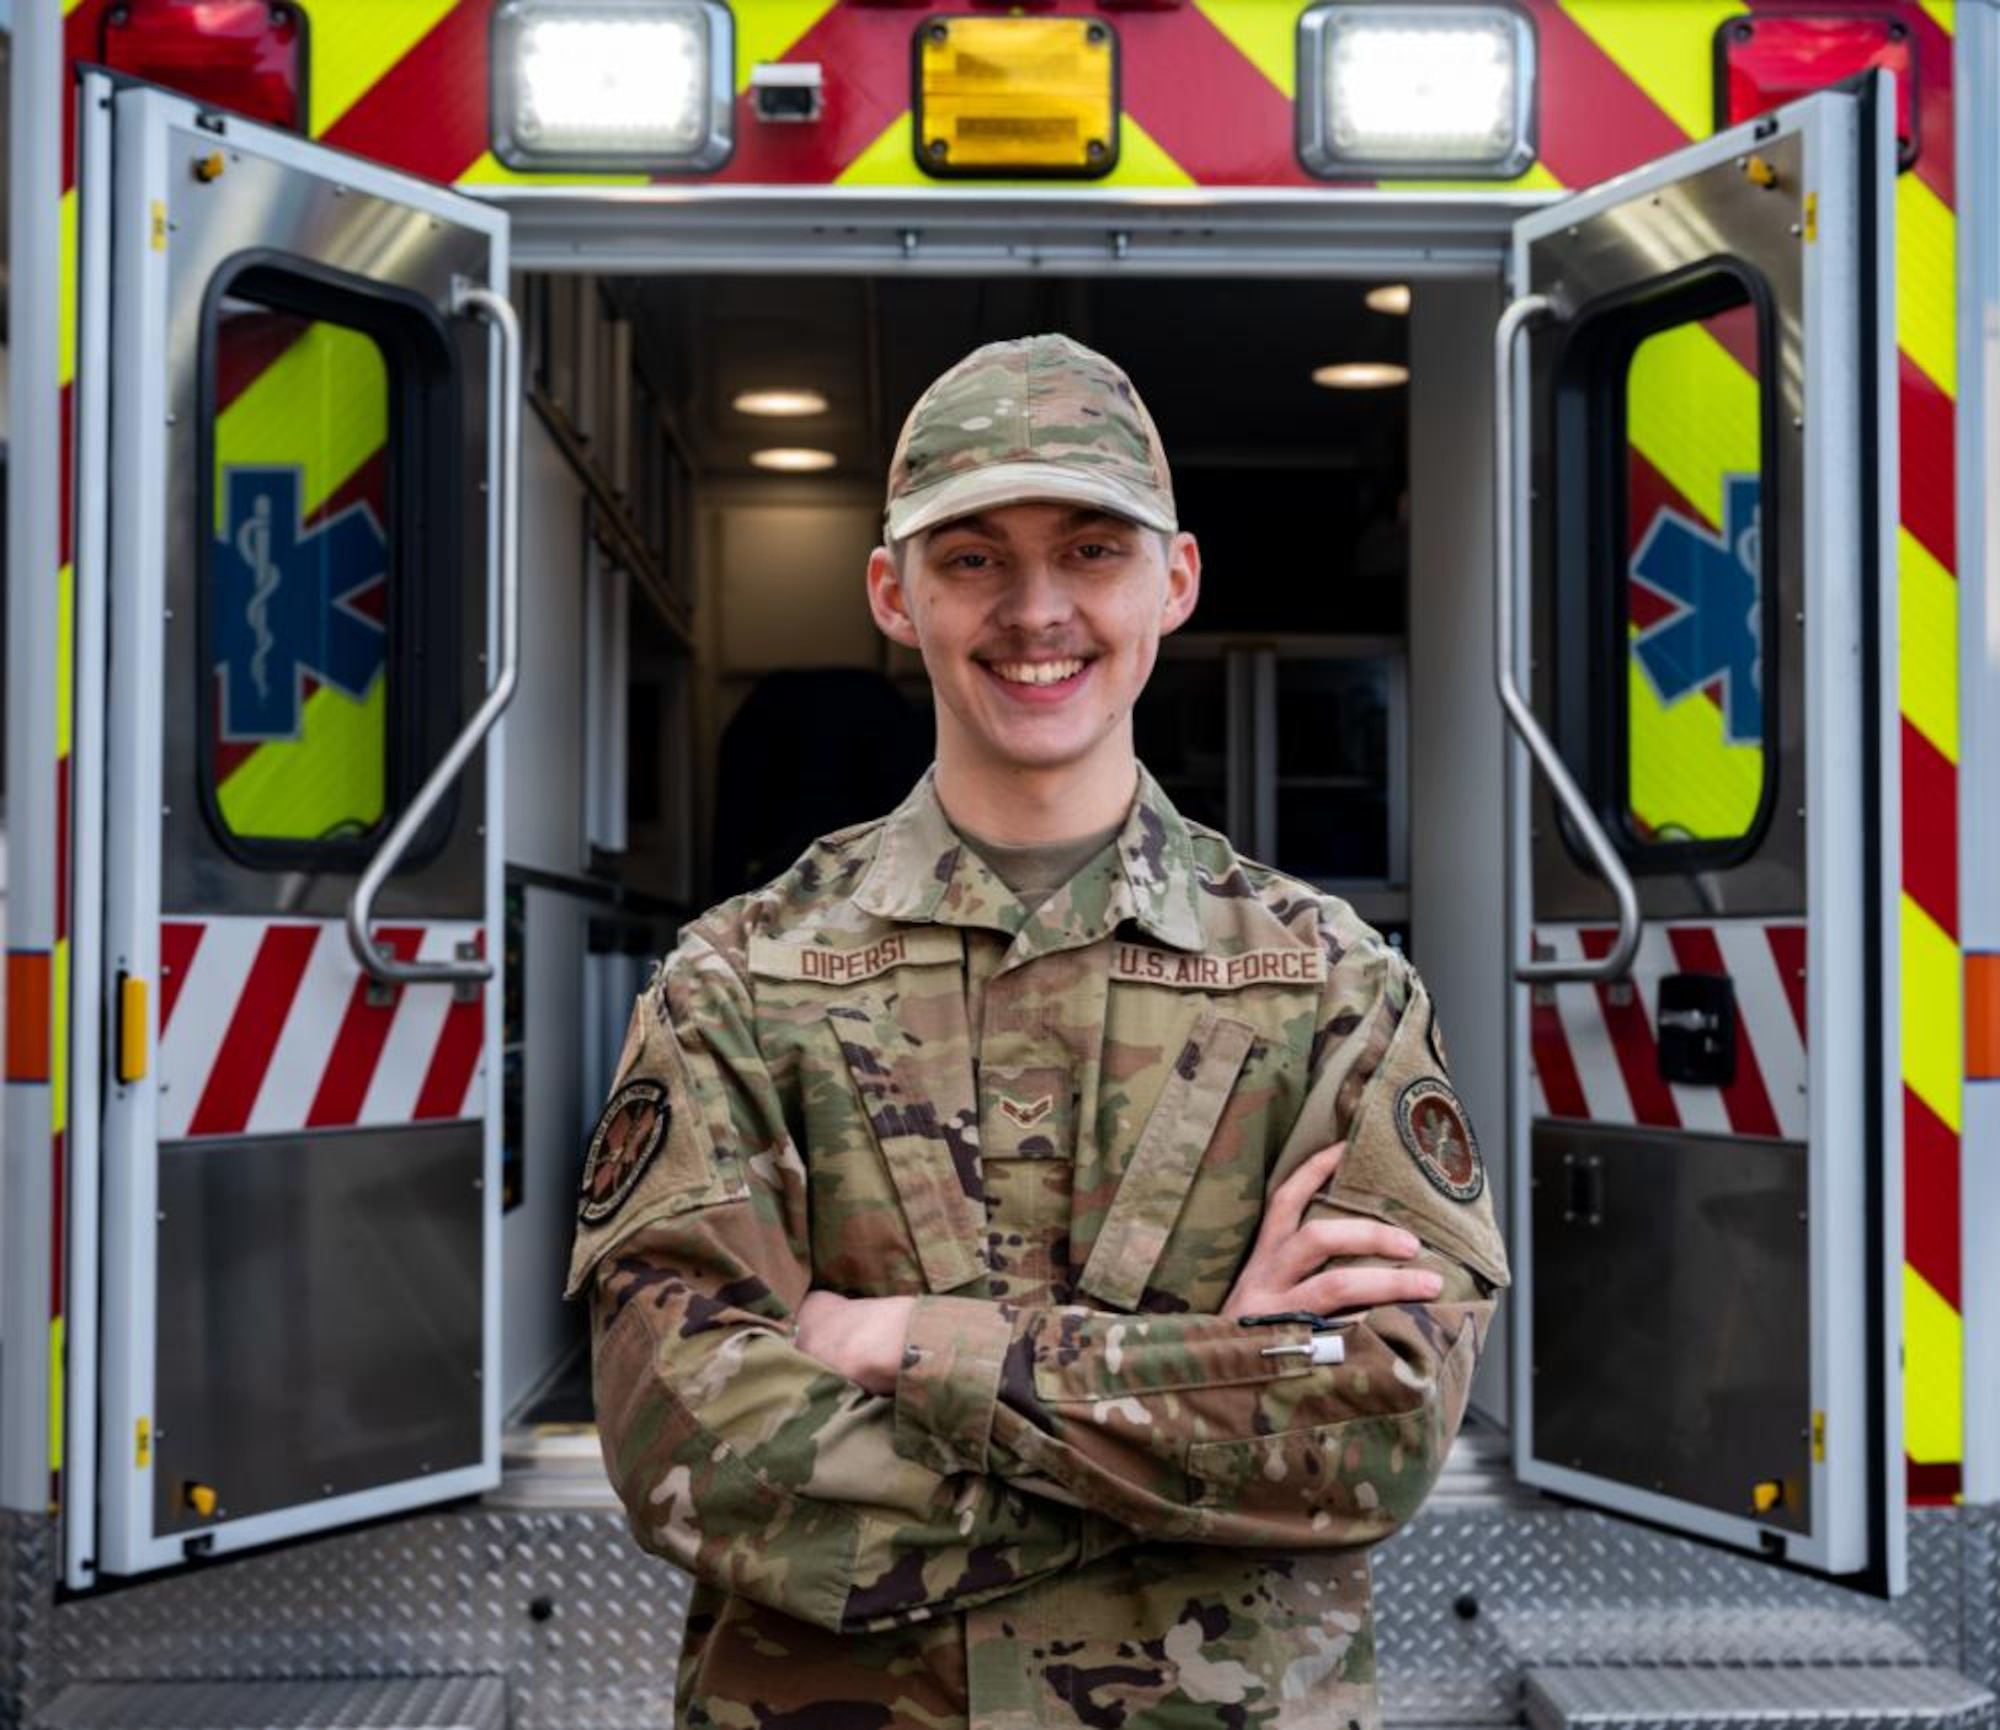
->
[159,921,206,1034]
[1901,352,1957,572]
[1905,1085,1958,1309]
[186,923,318,1136]
[1530,974,1590,1119]
[1902,720,1957,942]
[1766,923,1806,1041]
[1580,927,1681,1127]
[1521,0,1691,187]
[308,926,425,1127]
[1113,3,1310,188]
[322,0,491,184]
[1666,925,1781,1137]
[415,985,487,1120]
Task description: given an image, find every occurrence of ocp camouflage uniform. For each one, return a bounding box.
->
[567,767,1510,1730]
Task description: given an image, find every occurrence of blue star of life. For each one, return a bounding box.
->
[212,466,388,742]
[1631,471,1763,747]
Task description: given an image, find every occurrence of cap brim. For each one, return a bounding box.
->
[886,460,1177,543]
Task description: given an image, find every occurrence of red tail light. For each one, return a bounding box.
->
[1715,12,1917,170]
[101,1,308,133]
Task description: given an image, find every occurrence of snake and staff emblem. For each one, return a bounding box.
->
[237,487,280,702]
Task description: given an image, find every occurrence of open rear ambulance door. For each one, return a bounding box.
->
[1499,78,1903,1588]
[68,74,516,1585]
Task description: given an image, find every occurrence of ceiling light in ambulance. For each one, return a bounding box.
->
[1297,4,1537,179]
[734,389,831,418]
[100,0,307,132]
[915,16,1121,178]
[752,448,839,473]
[1716,14,1919,170]
[1365,284,1413,316]
[1312,363,1409,391]
[491,0,734,173]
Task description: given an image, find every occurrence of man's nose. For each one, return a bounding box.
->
[996,557,1072,631]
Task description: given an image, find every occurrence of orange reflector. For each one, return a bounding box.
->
[119,974,150,1085]
[6,952,52,1083]
[1968,953,2000,1080]
[915,16,1119,178]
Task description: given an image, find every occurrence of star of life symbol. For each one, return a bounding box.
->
[212,466,387,742]
[1630,472,1764,747]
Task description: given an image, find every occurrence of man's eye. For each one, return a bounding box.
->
[945,550,992,571]
[1075,541,1122,561]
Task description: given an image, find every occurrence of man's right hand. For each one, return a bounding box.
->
[1220,1139,1444,1320]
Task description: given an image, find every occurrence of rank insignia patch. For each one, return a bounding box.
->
[1395,1077,1483,1202]
[579,1080,670,1224]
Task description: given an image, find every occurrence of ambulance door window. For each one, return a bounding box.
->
[1551,267,1778,873]
[196,264,459,870]
[1621,291,1771,851]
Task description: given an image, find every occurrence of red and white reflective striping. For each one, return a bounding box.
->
[158,917,486,1141]
[1530,921,1807,1141]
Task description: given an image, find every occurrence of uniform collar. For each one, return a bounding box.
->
[853,764,1206,955]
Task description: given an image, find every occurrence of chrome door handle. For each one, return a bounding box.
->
[345,279,522,986]
[1494,291,1642,984]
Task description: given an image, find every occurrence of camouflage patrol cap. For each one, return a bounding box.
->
[884,333,1178,543]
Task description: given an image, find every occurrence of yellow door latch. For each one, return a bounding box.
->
[184,1482,219,1519]
[1752,1480,1785,1514]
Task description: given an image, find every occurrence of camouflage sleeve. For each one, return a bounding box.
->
[574,930,1132,1635]
[893,941,1510,1550]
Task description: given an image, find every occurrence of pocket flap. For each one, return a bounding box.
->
[831,1002,987,1294]
[1077,1013,1257,1311]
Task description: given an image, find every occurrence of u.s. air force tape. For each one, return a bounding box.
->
[1395,1077,1483,1203]
[578,1080,670,1225]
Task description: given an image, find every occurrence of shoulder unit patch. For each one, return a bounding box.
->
[1395,1077,1483,1203]
[579,1080,671,1225]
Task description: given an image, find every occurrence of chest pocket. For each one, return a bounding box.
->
[1077,1011,1258,1311]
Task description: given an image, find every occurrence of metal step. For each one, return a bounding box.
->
[1526,1665,1996,1730]
[32,1678,508,1730]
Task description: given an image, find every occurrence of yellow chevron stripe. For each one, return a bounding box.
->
[309,0,459,138]
[1900,526,1958,764]
[1193,1,1296,99]
[214,324,388,527]
[1898,174,1957,398]
[58,191,77,391]
[1626,321,1758,526]
[837,112,1195,190]
[56,563,73,761]
[1904,893,1962,1134]
[217,679,388,839]
[736,1,840,91]
[1558,0,1744,144]
[1904,1263,1963,1464]
[456,152,647,188]
[48,1317,64,1478]
[1919,0,1955,35]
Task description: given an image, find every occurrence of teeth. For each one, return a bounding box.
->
[991,658,1085,687]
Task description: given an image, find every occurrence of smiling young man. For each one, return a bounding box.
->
[569,334,1510,1730]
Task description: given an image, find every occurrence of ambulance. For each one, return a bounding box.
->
[1,1,1995,1724]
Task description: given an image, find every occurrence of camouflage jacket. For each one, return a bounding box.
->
[567,767,1511,1730]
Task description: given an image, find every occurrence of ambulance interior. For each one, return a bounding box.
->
[500,264,1516,1453]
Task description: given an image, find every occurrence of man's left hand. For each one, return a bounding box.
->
[795,1290,916,1396]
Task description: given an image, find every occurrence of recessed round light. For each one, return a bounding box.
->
[1365,283,1412,316]
[751,446,838,473]
[1312,362,1410,390]
[734,388,831,417]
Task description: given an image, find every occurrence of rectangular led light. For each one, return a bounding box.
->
[1298,3,1536,179]
[915,16,1120,179]
[492,0,734,173]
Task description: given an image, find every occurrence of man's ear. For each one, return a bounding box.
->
[867,544,922,649]
[1161,531,1201,636]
